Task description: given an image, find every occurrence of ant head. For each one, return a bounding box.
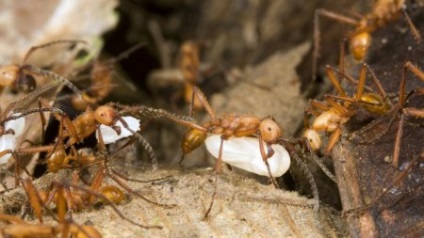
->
[0,65,19,87]
[94,105,118,126]
[15,73,36,92]
[303,129,321,151]
[349,32,371,61]
[259,117,282,143]
[181,128,207,154]
[180,41,198,55]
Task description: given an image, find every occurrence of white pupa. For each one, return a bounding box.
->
[96,116,140,144]
[0,134,17,164]
[205,134,291,177]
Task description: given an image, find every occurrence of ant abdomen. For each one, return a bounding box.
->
[181,128,207,155]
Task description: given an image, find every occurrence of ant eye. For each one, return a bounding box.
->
[268,127,272,131]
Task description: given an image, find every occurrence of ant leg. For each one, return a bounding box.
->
[204,173,218,219]
[258,134,279,188]
[313,9,358,81]
[21,178,44,223]
[301,137,336,183]
[339,39,346,76]
[115,117,158,169]
[324,127,341,155]
[133,132,158,170]
[323,96,350,116]
[354,63,369,100]
[401,8,422,43]
[393,113,405,169]
[103,162,176,208]
[192,86,216,119]
[390,61,424,167]
[308,99,331,116]
[393,107,424,168]
[21,65,85,102]
[89,166,106,204]
[122,104,208,132]
[64,182,163,229]
[363,63,387,99]
[325,65,348,97]
[22,40,87,64]
[37,99,49,143]
[326,65,375,91]
[204,138,224,219]
[279,138,320,211]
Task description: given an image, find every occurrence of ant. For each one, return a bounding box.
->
[350,61,424,168]
[19,175,162,231]
[17,101,173,209]
[304,62,391,155]
[0,40,86,94]
[123,87,283,187]
[0,92,75,186]
[117,88,324,216]
[313,0,421,79]
[179,41,203,114]
[70,43,146,111]
[0,213,102,238]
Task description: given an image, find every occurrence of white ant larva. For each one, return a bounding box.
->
[204,134,291,177]
[96,116,140,144]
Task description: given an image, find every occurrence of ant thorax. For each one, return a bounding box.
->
[96,116,140,144]
[204,134,291,177]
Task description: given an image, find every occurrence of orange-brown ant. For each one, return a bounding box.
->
[313,0,421,79]
[123,92,325,215]
[18,176,162,231]
[70,43,146,111]
[179,41,203,113]
[350,61,424,168]
[0,40,86,94]
[304,62,392,154]
[122,87,283,187]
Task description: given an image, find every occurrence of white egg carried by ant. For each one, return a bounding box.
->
[96,116,140,144]
[205,134,291,177]
[0,134,17,164]
[4,113,26,137]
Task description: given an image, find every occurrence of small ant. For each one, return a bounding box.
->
[0,40,86,94]
[313,0,421,79]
